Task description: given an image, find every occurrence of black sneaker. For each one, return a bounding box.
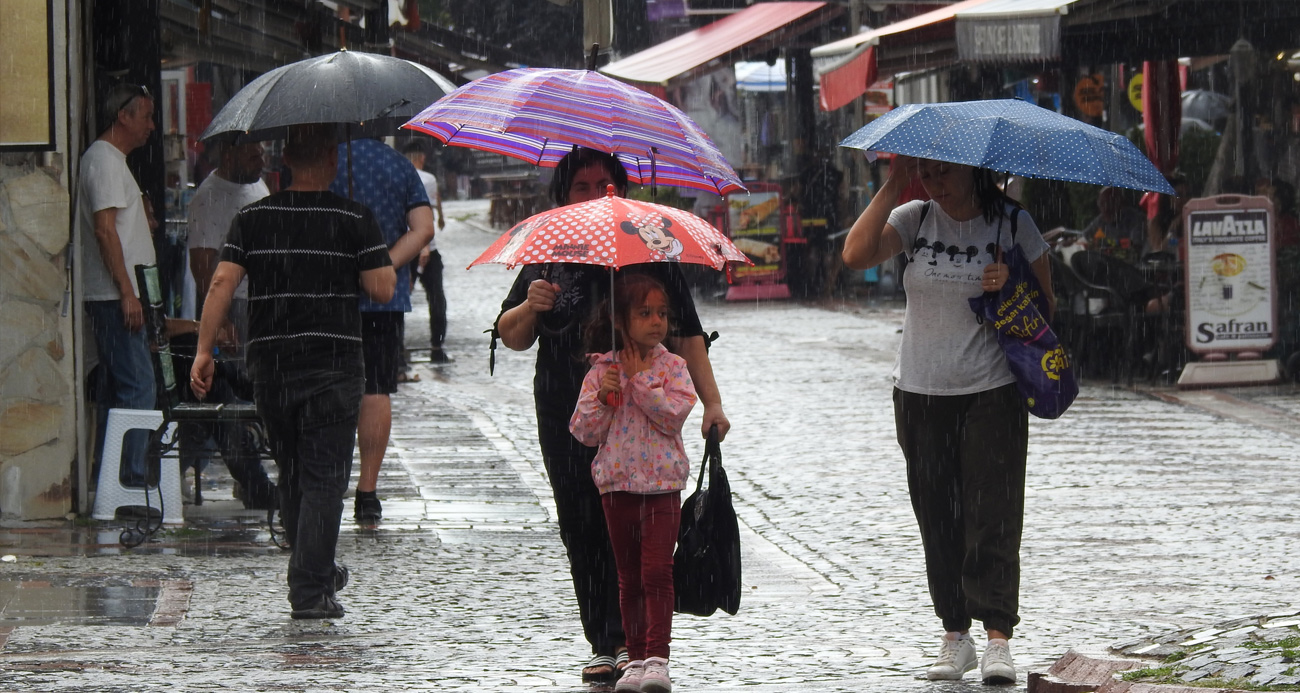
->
[429,347,452,364]
[290,594,344,620]
[354,490,382,522]
[333,563,350,593]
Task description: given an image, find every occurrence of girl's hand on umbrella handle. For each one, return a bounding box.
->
[525,279,560,313]
[982,261,1009,292]
[599,367,622,407]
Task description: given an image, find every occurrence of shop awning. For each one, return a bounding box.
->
[812,0,1075,96]
[601,2,840,87]
[810,0,993,108]
[955,0,1077,62]
[818,44,875,111]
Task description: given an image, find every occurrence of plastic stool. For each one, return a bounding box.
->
[91,409,183,524]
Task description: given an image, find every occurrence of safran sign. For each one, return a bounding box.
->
[956,15,1062,62]
[1183,195,1276,353]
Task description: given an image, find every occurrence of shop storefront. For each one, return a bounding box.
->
[602,1,844,299]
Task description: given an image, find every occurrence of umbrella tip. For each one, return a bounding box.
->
[606,184,616,198]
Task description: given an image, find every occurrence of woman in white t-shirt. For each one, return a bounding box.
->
[842,156,1053,687]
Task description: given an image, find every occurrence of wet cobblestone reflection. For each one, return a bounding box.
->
[1,201,1297,691]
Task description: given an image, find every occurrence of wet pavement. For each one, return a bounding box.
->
[1,198,1298,691]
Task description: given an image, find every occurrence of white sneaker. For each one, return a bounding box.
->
[981,638,1017,685]
[641,656,672,693]
[926,634,977,680]
[614,660,643,692]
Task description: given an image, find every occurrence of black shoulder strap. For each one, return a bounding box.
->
[907,201,933,262]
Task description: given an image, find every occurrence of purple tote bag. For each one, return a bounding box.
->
[968,227,1078,420]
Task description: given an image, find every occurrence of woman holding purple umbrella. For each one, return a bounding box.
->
[495,147,730,683]
[842,155,1053,686]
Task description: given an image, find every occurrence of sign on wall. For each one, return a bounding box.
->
[0,0,54,151]
[1183,195,1276,354]
[956,14,1062,62]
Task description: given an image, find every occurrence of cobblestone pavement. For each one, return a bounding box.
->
[1,199,1298,691]
[1110,609,1300,687]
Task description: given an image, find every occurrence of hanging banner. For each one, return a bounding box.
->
[1183,195,1276,353]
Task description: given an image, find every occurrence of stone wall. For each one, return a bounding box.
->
[0,154,75,519]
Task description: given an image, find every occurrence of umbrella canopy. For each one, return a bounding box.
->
[1181,89,1232,124]
[402,68,746,196]
[469,186,751,271]
[201,51,456,142]
[840,99,1176,194]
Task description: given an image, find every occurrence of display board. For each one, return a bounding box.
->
[1183,195,1276,354]
[728,184,785,283]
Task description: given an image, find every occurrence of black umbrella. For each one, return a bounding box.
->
[200,50,456,143]
[1181,89,1232,126]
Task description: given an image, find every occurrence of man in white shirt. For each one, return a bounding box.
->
[188,139,268,349]
[402,141,450,363]
[80,83,157,487]
[184,138,276,509]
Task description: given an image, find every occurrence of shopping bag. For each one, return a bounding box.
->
[968,244,1079,419]
[673,425,741,616]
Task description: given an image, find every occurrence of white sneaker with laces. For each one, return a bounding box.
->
[641,656,672,693]
[614,660,643,692]
[981,638,1017,685]
[926,634,977,680]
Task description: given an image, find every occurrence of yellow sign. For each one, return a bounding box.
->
[1127,73,1144,111]
[1073,74,1105,118]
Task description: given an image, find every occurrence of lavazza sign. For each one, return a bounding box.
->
[1182,197,1276,354]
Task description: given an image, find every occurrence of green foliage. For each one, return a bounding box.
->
[1245,635,1300,650]
[1122,666,1176,681]
[1179,128,1222,197]
[1123,124,1222,198]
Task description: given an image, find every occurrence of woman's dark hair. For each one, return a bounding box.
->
[550,147,629,206]
[582,273,671,354]
[972,168,1020,224]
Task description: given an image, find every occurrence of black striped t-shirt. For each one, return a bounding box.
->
[221,190,391,377]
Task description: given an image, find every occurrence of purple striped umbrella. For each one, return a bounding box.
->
[401,68,746,196]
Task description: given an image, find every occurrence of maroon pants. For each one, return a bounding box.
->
[601,491,681,661]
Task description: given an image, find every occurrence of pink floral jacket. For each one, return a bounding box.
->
[569,344,697,495]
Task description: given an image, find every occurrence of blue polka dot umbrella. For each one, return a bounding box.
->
[840,99,1175,194]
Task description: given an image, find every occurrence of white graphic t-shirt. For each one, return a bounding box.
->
[186,172,269,300]
[888,199,1049,395]
[79,140,155,301]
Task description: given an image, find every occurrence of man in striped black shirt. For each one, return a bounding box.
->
[191,124,396,620]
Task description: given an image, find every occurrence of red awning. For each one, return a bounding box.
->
[818,45,876,111]
[601,2,837,87]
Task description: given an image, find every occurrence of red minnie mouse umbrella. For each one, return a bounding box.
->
[468,186,751,271]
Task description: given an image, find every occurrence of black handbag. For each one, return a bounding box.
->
[673,425,741,617]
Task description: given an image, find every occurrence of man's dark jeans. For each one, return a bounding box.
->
[254,368,363,608]
[86,300,157,486]
[417,250,447,348]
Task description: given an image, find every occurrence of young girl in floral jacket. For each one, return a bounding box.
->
[570,272,696,693]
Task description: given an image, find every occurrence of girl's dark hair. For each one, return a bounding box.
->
[972,167,1021,224]
[550,147,629,206]
[583,273,671,354]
